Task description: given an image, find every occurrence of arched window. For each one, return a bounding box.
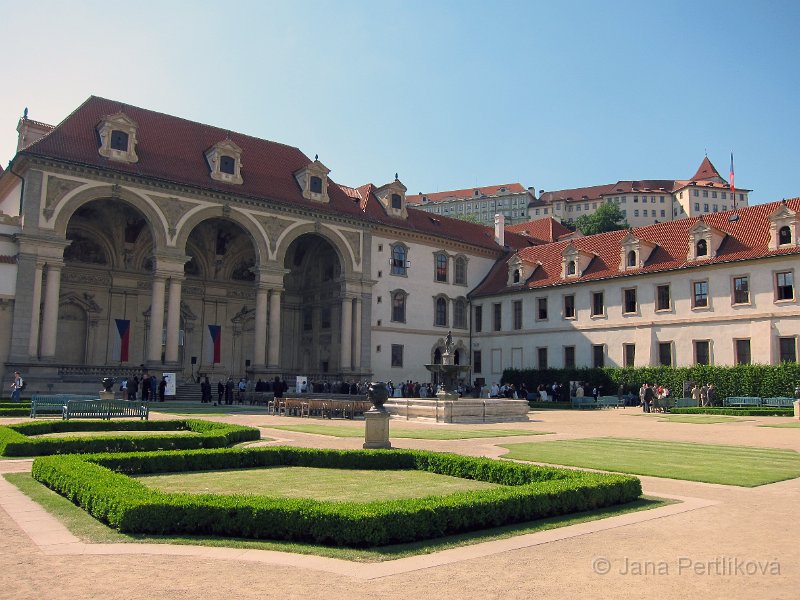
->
[435,253,448,282]
[454,256,467,285]
[513,269,520,283]
[453,349,461,365]
[435,297,448,326]
[391,291,406,323]
[696,239,708,257]
[433,348,442,364]
[779,225,792,245]
[627,250,637,267]
[454,298,467,328]
[567,260,576,276]
[391,244,407,276]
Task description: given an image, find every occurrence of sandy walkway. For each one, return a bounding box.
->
[1,407,797,599]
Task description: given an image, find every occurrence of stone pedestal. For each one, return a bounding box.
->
[99,391,114,401]
[794,400,799,420]
[363,409,392,449]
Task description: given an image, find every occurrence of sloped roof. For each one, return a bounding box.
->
[470,199,800,297]
[407,183,527,205]
[505,217,574,243]
[691,156,723,181]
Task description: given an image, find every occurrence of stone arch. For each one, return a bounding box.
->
[63,223,115,267]
[52,184,168,250]
[174,206,268,267]
[274,222,357,278]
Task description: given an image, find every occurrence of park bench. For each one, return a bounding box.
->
[244,391,275,406]
[63,399,149,420]
[761,397,795,408]
[571,396,597,410]
[30,394,97,418]
[724,396,762,407]
[597,396,623,408]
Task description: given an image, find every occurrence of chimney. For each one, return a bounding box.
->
[16,111,54,152]
[494,213,505,247]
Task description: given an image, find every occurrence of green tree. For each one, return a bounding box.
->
[574,202,628,235]
[448,213,483,225]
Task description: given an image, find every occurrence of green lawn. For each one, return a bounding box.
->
[268,424,551,440]
[4,472,670,562]
[759,422,800,428]
[499,437,800,487]
[135,466,497,501]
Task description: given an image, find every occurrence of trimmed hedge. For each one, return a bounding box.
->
[505,363,800,400]
[669,407,794,417]
[0,407,30,417]
[0,419,260,457]
[32,446,642,547]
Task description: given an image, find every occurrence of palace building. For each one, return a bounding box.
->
[0,97,796,394]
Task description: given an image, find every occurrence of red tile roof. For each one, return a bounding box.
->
[407,183,528,205]
[471,199,800,297]
[505,217,574,243]
[691,156,723,182]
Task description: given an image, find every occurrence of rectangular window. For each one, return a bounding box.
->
[656,284,671,311]
[703,204,709,212]
[321,306,331,329]
[643,209,648,217]
[473,350,482,373]
[712,192,717,199]
[733,276,750,304]
[623,288,637,314]
[634,209,639,217]
[474,305,482,333]
[592,344,605,368]
[660,210,666,218]
[493,303,502,331]
[658,342,672,366]
[563,294,575,319]
[776,271,794,301]
[703,191,709,198]
[513,300,523,330]
[591,291,604,316]
[735,339,751,365]
[779,337,797,362]
[694,340,710,365]
[537,297,548,320]
[722,192,727,199]
[564,346,576,369]
[693,190,699,197]
[623,344,635,367]
[694,202,700,211]
[391,344,403,367]
[693,281,709,308]
[537,347,548,370]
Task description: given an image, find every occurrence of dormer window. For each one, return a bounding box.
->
[110,130,129,151]
[391,193,402,210]
[779,226,792,245]
[696,239,708,256]
[513,269,521,283]
[294,157,330,202]
[310,176,323,194]
[374,178,408,219]
[97,112,138,163]
[205,139,243,185]
[767,203,797,250]
[567,261,576,276]
[627,250,636,267]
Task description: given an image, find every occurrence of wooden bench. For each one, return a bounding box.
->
[571,397,597,410]
[63,400,149,420]
[31,394,97,418]
[761,397,795,408]
[597,395,623,409]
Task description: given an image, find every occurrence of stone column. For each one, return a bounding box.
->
[164,276,183,364]
[353,297,362,370]
[28,260,45,357]
[340,296,352,372]
[267,289,282,367]
[39,261,63,358]
[148,274,167,362]
[253,285,268,368]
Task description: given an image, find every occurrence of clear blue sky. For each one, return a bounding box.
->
[1,0,798,204]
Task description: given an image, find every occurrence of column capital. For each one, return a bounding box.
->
[152,252,190,275]
[254,264,289,286]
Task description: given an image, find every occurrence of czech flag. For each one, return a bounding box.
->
[729,153,735,196]
[112,319,130,362]
[207,324,221,364]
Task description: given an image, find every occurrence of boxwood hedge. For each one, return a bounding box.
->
[0,419,260,456]
[31,446,642,547]
[669,407,793,417]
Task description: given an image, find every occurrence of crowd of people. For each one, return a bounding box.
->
[118,372,167,402]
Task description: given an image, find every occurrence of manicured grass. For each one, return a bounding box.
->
[759,422,800,428]
[499,437,800,487]
[268,424,551,439]
[5,472,669,561]
[136,466,498,501]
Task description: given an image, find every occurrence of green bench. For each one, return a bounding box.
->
[724,396,762,407]
[63,400,149,420]
[31,394,97,418]
[761,397,795,408]
[571,397,598,410]
[597,395,623,408]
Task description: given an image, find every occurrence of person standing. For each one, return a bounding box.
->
[130,375,139,401]
[158,377,167,402]
[150,375,157,402]
[141,374,150,402]
[10,371,24,403]
[691,384,702,407]
[201,377,212,403]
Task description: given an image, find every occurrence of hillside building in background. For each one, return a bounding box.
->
[406,183,535,226]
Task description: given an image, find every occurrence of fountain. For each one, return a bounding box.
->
[382,331,530,423]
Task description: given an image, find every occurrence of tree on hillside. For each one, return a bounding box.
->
[448,213,483,225]
[574,201,629,235]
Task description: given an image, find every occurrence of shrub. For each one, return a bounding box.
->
[0,419,259,457]
[32,447,641,547]
[669,407,793,417]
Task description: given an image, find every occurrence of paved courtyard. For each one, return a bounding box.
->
[1,407,797,599]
